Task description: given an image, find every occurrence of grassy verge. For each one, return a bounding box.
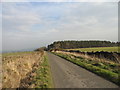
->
[52,52,120,86]
[33,55,53,88]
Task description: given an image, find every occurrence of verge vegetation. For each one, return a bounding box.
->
[33,54,53,88]
[2,51,53,88]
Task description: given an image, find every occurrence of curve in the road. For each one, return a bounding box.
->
[47,52,119,88]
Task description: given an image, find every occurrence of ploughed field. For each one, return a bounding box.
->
[51,46,120,86]
[2,51,53,88]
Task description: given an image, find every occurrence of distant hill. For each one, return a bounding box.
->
[47,40,119,50]
[2,48,35,53]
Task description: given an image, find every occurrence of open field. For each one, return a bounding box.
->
[52,52,120,86]
[2,51,53,88]
[65,47,120,52]
[2,51,33,57]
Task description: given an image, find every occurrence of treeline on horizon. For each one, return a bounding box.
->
[47,40,119,50]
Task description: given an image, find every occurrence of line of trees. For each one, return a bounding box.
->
[47,40,119,50]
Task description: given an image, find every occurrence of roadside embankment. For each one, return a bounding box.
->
[2,51,53,88]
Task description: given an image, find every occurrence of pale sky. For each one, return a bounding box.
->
[1,0,119,52]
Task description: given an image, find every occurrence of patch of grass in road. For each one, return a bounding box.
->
[65,47,120,52]
[52,52,120,86]
[34,55,53,88]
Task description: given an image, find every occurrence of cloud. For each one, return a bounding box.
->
[3,3,41,32]
[2,0,119,2]
[0,3,2,52]
[2,2,118,52]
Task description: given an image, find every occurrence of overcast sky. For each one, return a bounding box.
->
[1,1,118,52]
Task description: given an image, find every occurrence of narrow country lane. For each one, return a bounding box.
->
[47,52,119,88]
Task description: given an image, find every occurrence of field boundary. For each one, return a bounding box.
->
[46,52,55,88]
[33,52,54,88]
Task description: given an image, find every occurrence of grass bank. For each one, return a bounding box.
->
[33,54,53,88]
[52,52,120,86]
[2,51,44,88]
[2,51,53,88]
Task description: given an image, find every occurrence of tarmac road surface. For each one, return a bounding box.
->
[47,52,119,88]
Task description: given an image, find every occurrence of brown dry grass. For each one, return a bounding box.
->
[55,51,118,64]
[2,51,44,88]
